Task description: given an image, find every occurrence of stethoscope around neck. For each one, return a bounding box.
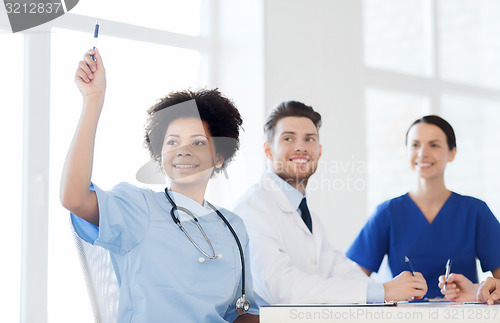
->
[164,188,250,314]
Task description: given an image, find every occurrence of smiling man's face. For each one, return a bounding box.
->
[265,116,322,187]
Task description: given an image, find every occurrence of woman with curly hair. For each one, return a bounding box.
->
[60,48,259,323]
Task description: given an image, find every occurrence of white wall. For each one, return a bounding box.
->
[206,0,267,207]
[264,0,367,251]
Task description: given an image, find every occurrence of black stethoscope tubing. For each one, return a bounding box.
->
[164,188,246,301]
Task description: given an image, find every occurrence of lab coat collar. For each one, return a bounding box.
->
[261,173,314,236]
[260,172,301,215]
[266,171,305,211]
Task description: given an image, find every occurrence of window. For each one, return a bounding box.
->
[364,0,431,76]
[71,0,202,36]
[364,0,500,281]
[48,28,203,322]
[0,32,23,323]
[365,88,429,211]
[441,94,500,215]
[439,0,500,89]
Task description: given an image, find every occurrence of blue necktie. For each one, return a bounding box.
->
[299,198,312,233]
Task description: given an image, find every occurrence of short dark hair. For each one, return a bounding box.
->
[264,100,322,142]
[144,88,242,173]
[406,115,456,150]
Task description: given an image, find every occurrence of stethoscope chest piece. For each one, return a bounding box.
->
[236,295,249,314]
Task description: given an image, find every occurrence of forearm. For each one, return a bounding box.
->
[359,265,373,277]
[60,96,103,214]
[233,314,259,323]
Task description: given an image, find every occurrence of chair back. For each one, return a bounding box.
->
[71,224,120,323]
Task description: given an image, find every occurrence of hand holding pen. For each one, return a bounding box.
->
[439,273,477,302]
[91,20,99,61]
[382,257,427,302]
[443,259,451,291]
[74,23,106,100]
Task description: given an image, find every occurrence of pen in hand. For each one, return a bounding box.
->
[443,259,452,291]
[405,256,416,276]
[91,20,99,61]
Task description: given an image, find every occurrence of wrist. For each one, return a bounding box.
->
[473,283,480,300]
[82,94,105,113]
[382,282,390,301]
[83,92,105,104]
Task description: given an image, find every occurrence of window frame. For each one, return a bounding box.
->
[13,5,213,322]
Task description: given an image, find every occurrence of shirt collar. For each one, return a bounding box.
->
[166,190,213,222]
[267,171,305,211]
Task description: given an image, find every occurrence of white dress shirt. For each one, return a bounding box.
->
[233,172,383,305]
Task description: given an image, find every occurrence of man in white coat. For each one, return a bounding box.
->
[233,101,428,305]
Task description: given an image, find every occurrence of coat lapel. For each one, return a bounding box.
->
[260,173,312,235]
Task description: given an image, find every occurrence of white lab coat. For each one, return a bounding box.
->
[233,173,370,304]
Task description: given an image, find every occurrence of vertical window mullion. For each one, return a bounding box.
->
[428,0,441,115]
[21,32,51,323]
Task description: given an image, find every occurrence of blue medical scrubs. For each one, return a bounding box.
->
[71,182,259,322]
[346,192,500,298]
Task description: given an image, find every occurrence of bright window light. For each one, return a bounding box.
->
[48,28,203,323]
[441,94,500,217]
[71,0,202,36]
[439,0,500,89]
[364,0,431,76]
[364,88,429,212]
[0,32,23,323]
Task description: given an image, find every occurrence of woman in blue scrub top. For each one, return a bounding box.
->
[60,49,259,323]
[346,115,500,299]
